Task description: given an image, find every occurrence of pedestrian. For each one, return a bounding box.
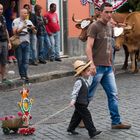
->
[4,0,17,63]
[86,2,131,129]
[12,8,36,81]
[23,4,38,66]
[94,7,101,19]
[44,3,61,62]
[0,4,12,83]
[67,60,101,139]
[34,4,53,64]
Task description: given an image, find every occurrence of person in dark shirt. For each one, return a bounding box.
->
[0,4,11,83]
[34,4,54,63]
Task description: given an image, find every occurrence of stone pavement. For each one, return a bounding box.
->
[1,73,140,140]
[0,48,126,91]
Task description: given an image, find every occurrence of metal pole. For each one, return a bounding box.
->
[89,1,95,16]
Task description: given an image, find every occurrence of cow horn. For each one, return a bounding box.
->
[72,14,82,23]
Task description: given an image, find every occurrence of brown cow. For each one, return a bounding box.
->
[72,14,97,42]
[115,12,140,72]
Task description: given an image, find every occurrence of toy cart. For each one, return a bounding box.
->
[1,117,23,135]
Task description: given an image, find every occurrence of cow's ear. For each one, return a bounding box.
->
[75,24,81,29]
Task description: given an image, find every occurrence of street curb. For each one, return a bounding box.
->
[0,70,74,91]
[0,63,126,91]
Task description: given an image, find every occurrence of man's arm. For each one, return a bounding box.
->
[6,29,12,50]
[86,37,96,75]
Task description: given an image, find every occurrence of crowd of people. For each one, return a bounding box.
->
[0,1,61,83]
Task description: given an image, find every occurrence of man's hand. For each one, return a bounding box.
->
[90,63,96,75]
[8,42,12,50]
[48,32,52,36]
[69,100,75,107]
[31,25,36,30]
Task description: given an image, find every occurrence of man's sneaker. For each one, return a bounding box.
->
[21,76,29,82]
[112,123,131,129]
[39,59,47,64]
[12,56,17,63]
[90,131,102,139]
[55,58,62,62]
[67,130,79,135]
[8,57,13,63]
[50,58,54,62]
[31,61,38,66]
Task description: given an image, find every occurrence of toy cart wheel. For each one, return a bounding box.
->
[3,128,10,135]
[12,128,18,133]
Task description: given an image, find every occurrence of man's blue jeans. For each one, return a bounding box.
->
[15,42,30,77]
[49,31,60,59]
[30,34,37,61]
[38,33,54,60]
[88,66,121,125]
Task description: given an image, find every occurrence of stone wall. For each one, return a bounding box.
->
[67,37,86,56]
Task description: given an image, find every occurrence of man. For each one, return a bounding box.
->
[34,4,53,64]
[86,2,131,129]
[12,8,36,81]
[44,3,61,61]
[94,7,101,19]
[23,4,38,66]
[0,4,11,83]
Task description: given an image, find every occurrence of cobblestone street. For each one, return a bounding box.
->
[0,72,140,140]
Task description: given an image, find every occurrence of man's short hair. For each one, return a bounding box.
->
[95,7,100,11]
[100,2,112,12]
[23,4,30,9]
[34,4,42,12]
[50,3,56,9]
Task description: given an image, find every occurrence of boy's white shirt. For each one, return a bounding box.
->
[71,76,93,103]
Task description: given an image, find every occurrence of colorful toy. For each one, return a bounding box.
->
[17,87,33,127]
[1,86,35,135]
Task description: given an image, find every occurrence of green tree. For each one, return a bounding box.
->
[128,0,140,11]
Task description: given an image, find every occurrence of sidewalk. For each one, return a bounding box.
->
[0,48,125,91]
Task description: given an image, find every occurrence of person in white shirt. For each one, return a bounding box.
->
[12,8,36,81]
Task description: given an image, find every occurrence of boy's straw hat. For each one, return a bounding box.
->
[73,60,91,77]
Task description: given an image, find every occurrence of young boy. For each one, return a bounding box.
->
[67,60,101,139]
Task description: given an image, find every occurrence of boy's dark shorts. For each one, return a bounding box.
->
[0,41,8,65]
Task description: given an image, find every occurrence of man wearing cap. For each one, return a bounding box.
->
[12,8,36,81]
[67,60,101,139]
[86,2,131,129]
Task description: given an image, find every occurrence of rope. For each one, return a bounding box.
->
[32,105,70,127]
